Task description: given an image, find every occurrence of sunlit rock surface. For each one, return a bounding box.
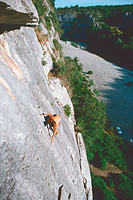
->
[0,1,93,199]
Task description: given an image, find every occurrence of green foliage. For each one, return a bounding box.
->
[74,57,83,70]
[118,173,132,200]
[42,60,47,66]
[53,39,63,55]
[88,79,94,87]
[56,57,128,171]
[53,39,59,49]
[45,16,52,31]
[50,60,62,76]
[71,42,78,48]
[100,153,107,169]
[87,70,93,75]
[92,171,133,200]
[64,104,71,117]
[61,37,68,43]
[49,0,55,7]
[33,0,63,37]
[59,57,110,162]
[114,37,124,45]
[49,11,63,36]
[33,0,47,22]
[92,134,127,170]
[53,39,61,50]
[33,0,52,30]
[93,88,99,97]
[109,179,115,189]
[108,26,123,38]
[91,173,117,200]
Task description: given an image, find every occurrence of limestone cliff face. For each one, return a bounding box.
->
[0,1,92,199]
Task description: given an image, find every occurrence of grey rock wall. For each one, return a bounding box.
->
[1,0,38,15]
[0,1,93,199]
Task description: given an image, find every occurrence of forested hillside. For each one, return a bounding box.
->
[57,4,133,70]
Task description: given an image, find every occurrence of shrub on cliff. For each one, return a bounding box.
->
[53,39,62,51]
[71,42,78,48]
[33,0,47,22]
[87,70,93,75]
[49,11,63,36]
[64,104,71,117]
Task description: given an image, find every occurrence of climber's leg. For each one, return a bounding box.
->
[56,130,59,135]
[51,127,57,142]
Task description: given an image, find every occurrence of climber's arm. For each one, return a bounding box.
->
[40,113,55,121]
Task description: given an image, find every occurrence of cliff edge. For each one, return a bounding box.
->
[0,1,92,199]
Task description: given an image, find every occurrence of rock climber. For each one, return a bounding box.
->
[41,113,61,142]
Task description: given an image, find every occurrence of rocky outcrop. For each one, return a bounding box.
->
[0,0,92,199]
[57,12,95,44]
[0,0,38,34]
[57,12,94,23]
